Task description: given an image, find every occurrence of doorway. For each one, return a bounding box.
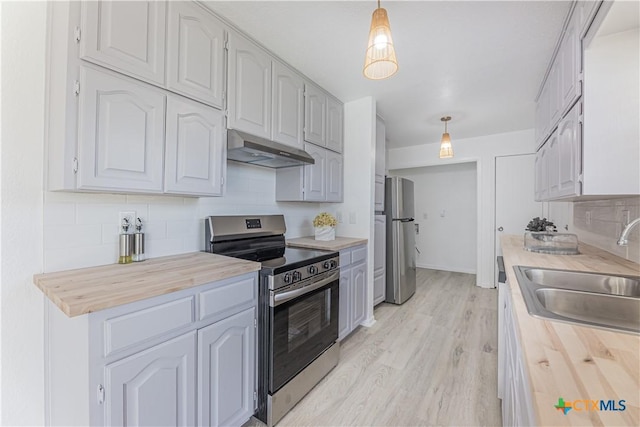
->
[494,154,544,285]
[393,162,478,275]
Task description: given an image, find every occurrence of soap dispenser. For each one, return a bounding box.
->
[132,217,145,262]
[118,217,133,264]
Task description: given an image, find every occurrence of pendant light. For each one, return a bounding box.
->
[439,116,454,159]
[363,0,398,80]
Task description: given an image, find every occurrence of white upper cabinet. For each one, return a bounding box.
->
[303,143,327,202]
[326,150,343,202]
[275,143,343,202]
[271,60,304,148]
[304,82,343,153]
[165,95,226,196]
[375,116,386,212]
[80,1,167,85]
[77,66,166,193]
[227,31,272,139]
[558,10,581,116]
[166,2,225,109]
[556,103,581,198]
[534,142,549,202]
[326,96,344,153]
[304,83,327,146]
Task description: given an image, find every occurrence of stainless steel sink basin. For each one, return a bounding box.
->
[524,268,640,297]
[514,266,640,335]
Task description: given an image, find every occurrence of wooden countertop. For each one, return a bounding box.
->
[287,236,368,251]
[500,235,640,426]
[33,252,261,318]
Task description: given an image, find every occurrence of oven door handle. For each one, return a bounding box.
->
[271,271,339,307]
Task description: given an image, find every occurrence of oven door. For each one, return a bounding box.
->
[268,271,339,393]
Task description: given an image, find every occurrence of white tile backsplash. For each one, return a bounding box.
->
[573,196,640,264]
[43,163,324,272]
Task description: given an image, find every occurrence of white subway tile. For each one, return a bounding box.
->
[43,203,76,226]
[44,244,117,272]
[44,224,102,250]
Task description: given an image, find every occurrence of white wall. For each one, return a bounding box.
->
[1,2,47,424]
[393,162,477,274]
[387,129,536,288]
[334,97,377,326]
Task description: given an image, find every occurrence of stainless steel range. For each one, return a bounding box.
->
[205,215,340,426]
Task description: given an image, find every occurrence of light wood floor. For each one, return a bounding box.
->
[250,269,502,427]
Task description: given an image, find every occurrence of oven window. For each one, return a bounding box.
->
[287,290,331,352]
[269,280,339,393]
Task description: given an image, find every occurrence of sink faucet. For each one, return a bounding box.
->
[617,217,640,246]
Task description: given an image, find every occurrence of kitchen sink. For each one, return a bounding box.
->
[514,266,640,335]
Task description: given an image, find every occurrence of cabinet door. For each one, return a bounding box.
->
[227,32,272,139]
[547,131,560,198]
[375,116,386,178]
[165,95,226,196]
[272,60,304,148]
[325,151,343,202]
[548,61,561,127]
[303,144,326,201]
[534,143,549,201]
[77,66,165,192]
[80,1,166,85]
[326,96,343,153]
[351,262,367,328]
[166,2,225,108]
[557,103,581,198]
[558,12,581,115]
[104,332,196,427]
[338,269,351,341]
[304,84,326,146]
[374,216,386,305]
[198,307,256,427]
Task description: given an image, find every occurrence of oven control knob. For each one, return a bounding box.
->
[323,261,331,269]
[292,271,302,281]
[308,265,317,275]
[330,260,338,269]
[283,273,292,284]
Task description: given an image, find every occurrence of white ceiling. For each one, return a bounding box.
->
[205,0,572,149]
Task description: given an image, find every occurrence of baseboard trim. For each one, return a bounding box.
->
[416,263,476,275]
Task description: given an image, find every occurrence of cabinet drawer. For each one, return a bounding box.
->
[103,296,195,357]
[339,250,351,268]
[352,246,367,264]
[198,276,256,322]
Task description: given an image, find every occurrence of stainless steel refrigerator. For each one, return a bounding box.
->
[384,176,417,304]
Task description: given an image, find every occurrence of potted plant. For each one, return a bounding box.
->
[313,212,337,241]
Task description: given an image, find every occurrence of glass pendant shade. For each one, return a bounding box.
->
[363,6,398,80]
[439,132,454,158]
[439,116,454,158]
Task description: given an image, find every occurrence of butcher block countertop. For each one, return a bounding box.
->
[33,252,260,318]
[500,235,640,426]
[287,236,368,251]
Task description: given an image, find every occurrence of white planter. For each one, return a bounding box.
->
[314,226,335,241]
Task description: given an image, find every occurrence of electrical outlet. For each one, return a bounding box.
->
[336,211,343,223]
[349,212,356,224]
[585,211,592,226]
[119,211,136,232]
[423,212,428,219]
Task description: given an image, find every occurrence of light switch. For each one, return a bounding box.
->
[440,209,446,217]
[349,212,356,224]
[423,213,428,219]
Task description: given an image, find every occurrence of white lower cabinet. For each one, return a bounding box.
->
[45,272,258,427]
[498,282,536,426]
[105,332,197,427]
[198,308,255,427]
[338,245,368,341]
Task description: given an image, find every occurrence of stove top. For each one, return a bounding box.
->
[260,247,337,275]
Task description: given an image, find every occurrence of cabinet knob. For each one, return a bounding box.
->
[498,226,504,232]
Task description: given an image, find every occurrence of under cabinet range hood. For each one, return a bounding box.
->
[226,130,315,168]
